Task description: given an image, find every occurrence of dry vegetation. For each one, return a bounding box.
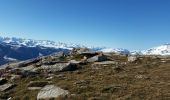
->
[1,53,170,100]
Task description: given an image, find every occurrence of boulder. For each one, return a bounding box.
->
[0,83,16,92]
[37,85,69,100]
[128,56,138,62]
[41,63,78,72]
[70,48,90,55]
[79,52,99,57]
[17,58,41,68]
[87,54,107,62]
[69,60,81,64]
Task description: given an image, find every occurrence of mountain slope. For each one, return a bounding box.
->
[99,48,130,55]
[142,44,170,55]
[1,36,170,65]
[0,37,86,49]
[0,37,76,65]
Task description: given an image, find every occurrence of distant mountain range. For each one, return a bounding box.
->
[141,43,170,55]
[0,36,170,65]
[101,44,170,56]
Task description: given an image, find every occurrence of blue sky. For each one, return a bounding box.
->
[0,0,170,50]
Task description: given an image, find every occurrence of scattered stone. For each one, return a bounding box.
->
[128,56,138,62]
[0,83,16,92]
[135,75,149,79]
[46,76,53,80]
[69,60,82,64]
[41,63,78,72]
[17,58,41,68]
[73,80,89,86]
[37,85,69,100]
[102,84,123,93]
[79,52,99,57]
[35,62,42,67]
[70,48,90,55]
[0,78,7,85]
[56,74,65,78]
[87,54,107,62]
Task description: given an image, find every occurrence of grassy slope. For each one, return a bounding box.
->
[1,55,170,100]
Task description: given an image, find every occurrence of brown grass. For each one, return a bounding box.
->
[1,55,170,100]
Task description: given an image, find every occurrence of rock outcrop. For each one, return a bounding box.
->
[37,85,69,100]
[0,83,15,92]
[70,48,90,55]
[87,54,107,62]
[41,63,78,72]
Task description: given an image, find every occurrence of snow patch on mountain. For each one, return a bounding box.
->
[142,43,170,55]
[99,48,130,54]
[3,56,17,61]
[1,36,170,56]
[0,37,86,50]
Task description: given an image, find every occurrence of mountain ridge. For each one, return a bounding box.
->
[0,36,170,65]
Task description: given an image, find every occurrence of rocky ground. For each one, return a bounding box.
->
[0,48,170,100]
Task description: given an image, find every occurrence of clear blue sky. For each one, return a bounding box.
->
[0,0,170,50]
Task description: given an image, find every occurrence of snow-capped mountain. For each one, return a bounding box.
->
[0,37,73,65]
[142,43,170,55]
[99,43,170,56]
[0,36,130,54]
[1,36,170,65]
[99,48,130,55]
[0,37,86,49]
[130,51,143,55]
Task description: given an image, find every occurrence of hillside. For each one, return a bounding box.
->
[0,48,170,99]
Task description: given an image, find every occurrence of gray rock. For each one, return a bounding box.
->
[41,63,78,72]
[70,48,90,55]
[37,85,69,100]
[87,54,107,62]
[0,83,15,92]
[102,84,123,93]
[128,56,138,62]
[17,58,41,68]
[73,80,89,86]
[69,60,84,64]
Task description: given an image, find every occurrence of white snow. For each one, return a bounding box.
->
[0,36,85,49]
[99,48,130,54]
[3,56,17,61]
[142,44,170,55]
[1,36,170,56]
